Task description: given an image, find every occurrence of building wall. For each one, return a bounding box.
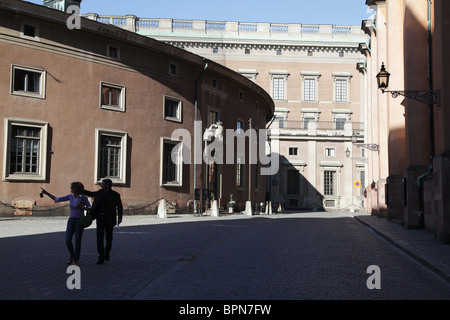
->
[364,0,450,242]
[0,0,274,216]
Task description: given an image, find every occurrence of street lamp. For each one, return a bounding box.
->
[345,148,351,158]
[376,62,440,106]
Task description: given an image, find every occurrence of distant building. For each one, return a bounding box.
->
[84,13,369,211]
[0,0,274,216]
[362,0,450,242]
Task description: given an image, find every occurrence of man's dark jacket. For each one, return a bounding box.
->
[85,189,123,228]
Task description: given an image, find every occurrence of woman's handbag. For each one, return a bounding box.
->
[80,213,93,228]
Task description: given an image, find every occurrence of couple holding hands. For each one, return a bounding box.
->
[41,178,123,266]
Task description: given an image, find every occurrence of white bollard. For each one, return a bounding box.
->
[211,200,219,217]
[157,199,167,218]
[269,201,272,215]
[245,201,253,216]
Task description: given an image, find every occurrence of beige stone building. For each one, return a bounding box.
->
[85,13,369,211]
[362,0,450,242]
[0,0,274,216]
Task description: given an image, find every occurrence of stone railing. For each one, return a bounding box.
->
[83,14,363,38]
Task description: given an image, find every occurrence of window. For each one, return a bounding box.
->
[100,82,125,112]
[3,119,48,181]
[336,79,347,102]
[332,73,352,103]
[161,138,183,186]
[239,90,244,101]
[324,170,336,196]
[95,129,128,185]
[287,170,300,195]
[237,120,244,134]
[276,49,282,56]
[208,109,220,126]
[211,78,217,88]
[23,25,36,37]
[304,78,315,101]
[288,147,298,156]
[169,63,178,76]
[107,46,120,59]
[164,96,182,122]
[303,117,315,129]
[325,148,335,157]
[307,50,313,56]
[270,70,289,101]
[335,118,346,130]
[301,72,321,102]
[236,156,245,188]
[339,51,345,57]
[273,78,284,100]
[213,47,219,53]
[20,22,39,40]
[245,48,251,54]
[11,65,46,99]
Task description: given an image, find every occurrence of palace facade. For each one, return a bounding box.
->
[84,13,369,211]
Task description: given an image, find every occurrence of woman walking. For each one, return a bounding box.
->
[41,182,91,265]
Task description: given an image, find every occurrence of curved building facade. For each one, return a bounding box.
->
[0,0,274,215]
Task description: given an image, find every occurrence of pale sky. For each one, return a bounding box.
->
[24,0,373,25]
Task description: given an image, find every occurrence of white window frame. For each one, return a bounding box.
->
[3,118,48,182]
[325,147,336,158]
[332,109,352,130]
[95,129,128,185]
[163,95,183,123]
[160,137,183,187]
[270,70,289,101]
[288,146,299,157]
[319,162,343,197]
[100,82,126,112]
[301,72,321,103]
[238,69,258,82]
[20,21,40,41]
[332,73,352,103]
[301,108,320,129]
[11,65,46,99]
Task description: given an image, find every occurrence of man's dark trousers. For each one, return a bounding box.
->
[96,212,113,261]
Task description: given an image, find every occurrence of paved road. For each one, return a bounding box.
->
[1,212,450,301]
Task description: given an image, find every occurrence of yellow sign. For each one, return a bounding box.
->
[354,181,361,188]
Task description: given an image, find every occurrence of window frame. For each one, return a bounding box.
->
[163,95,183,123]
[94,129,128,185]
[301,72,321,103]
[160,137,183,187]
[3,118,48,182]
[99,82,126,112]
[20,21,40,41]
[11,65,46,99]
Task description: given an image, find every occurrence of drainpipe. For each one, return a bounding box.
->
[417,0,434,226]
[193,59,208,215]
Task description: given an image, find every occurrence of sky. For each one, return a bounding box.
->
[24,0,374,26]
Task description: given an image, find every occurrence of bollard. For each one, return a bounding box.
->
[157,199,167,218]
[245,201,253,216]
[211,200,219,217]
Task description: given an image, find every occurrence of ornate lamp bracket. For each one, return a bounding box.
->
[382,89,441,106]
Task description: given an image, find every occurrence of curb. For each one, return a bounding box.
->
[354,215,450,283]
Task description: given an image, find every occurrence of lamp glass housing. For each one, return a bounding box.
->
[376,63,390,90]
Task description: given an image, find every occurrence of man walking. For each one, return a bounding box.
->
[84,179,123,265]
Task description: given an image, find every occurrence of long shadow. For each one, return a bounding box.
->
[1,214,449,300]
